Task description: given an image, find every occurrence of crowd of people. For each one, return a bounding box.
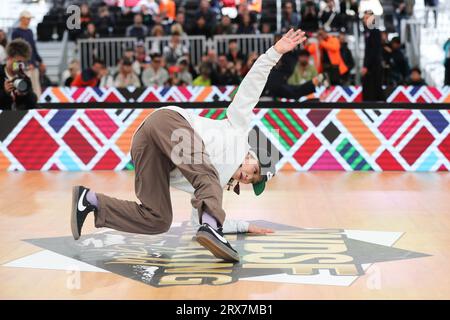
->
[73,0,364,41]
[0,0,448,107]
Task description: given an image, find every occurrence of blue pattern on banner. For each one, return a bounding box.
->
[160,87,170,96]
[48,110,76,133]
[417,152,438,171]
[93,87,104,96]
[59,151,80,170]
[343,87,354,96]
[410,86,421,96]
[421,110,448,133]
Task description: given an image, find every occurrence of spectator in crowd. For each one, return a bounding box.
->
[0,39,37,110]
[142,53,169,86]
[193,62,212,86]
[389,36,410,84]
[172,12,188,36]
[134,42,151,76]
[287,49,318,85]
[175,57,193,85]
[71,59,106,87]
[99,67,115,87]
[226,40,246,64]
[281,2,300,33]
[160,0,176,21]
[79,3,92,29]
[338,32,354,84]
[317,28,348,85]
[380,31,392,85]
[149,25,165,54]
[95,4,115,37]
[361,10,384,101]
[196,0,217,28]
[126,13,149,39]
[240,52,258,77]
[235,1,258,26]
[424,0,438,28]
[163,32,189,66]
[339,0,359,31]
[201,49,219,81]
[213,55,241,85]
[304,36,322,72]
[236,12,258,34]
[132,0,160,16]
[140,4,156,27]
[62,60,80,87]
[191,16,213,38]
[260,22,272,34]
[300,0,320,32]
[320,0,343,32]
[215,15,235,35]
[0,29,7,64]
[167,65,181,85]
[81,22,100,39]
[444,37,450,86]
[39,63,54,89]
[393,0,412,35]
[405,67,427,86]
[12,10,44,97]
[114,58,141,87]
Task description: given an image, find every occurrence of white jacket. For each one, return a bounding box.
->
[136,46,282,233]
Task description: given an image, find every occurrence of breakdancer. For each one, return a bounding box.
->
[71,29,307,262]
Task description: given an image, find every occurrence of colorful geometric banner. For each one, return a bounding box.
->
[39,86,450,104]
[1,108,448,172]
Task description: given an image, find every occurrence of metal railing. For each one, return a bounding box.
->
[78,34,277,69]
[57,31,69,85]
[78,37,137,69]
[401,19,421,69]
[144,35,206,67]
[213,34,274,57]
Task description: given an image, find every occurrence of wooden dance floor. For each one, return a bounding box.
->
[0,171,449,299]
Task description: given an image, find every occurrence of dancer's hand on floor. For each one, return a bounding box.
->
[274,28,307,55]
[248,224,275,234]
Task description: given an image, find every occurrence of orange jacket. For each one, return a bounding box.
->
[305,42,322,73]
[160,0,176,20]
[71,72,99,87]
[319,36,348,75]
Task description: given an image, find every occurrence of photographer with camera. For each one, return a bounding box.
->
[0,39,37,110]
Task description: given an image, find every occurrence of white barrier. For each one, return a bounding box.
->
[78,37,137,69]
[78,34,276,69]
[213,34,274,57]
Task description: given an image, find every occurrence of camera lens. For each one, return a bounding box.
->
[13,78,28,93]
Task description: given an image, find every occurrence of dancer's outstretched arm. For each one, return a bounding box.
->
[226,29,307,130]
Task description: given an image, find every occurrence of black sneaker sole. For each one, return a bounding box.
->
[71,186,81,240]
[196,230,240,262]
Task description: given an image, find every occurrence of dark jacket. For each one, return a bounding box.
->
[340,42,355,72]
[363,28,382,70]
[0,64,37,110]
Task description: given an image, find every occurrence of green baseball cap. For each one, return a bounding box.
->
[249,148,276,196]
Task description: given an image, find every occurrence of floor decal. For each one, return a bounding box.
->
[3,221,429,287]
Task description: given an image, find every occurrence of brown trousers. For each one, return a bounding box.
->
[95,109,226,234]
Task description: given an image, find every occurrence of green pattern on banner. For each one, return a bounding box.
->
[261,116,291,151]
[268,110,298,146]
[280,109,305,135]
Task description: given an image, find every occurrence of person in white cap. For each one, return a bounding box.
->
[11,10,44,97]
